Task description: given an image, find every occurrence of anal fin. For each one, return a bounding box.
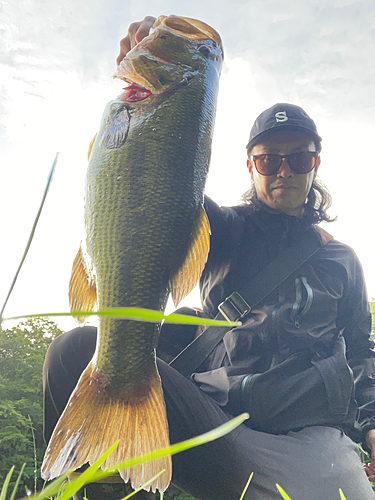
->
[169,204,210,306]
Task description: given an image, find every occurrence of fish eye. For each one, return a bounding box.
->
[199,45,211,58]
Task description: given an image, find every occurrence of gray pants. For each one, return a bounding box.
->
[43,327,374,500]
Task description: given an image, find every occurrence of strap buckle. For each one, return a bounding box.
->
[218,292,252,322]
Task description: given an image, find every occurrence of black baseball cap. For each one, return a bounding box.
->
[246,103,322,152]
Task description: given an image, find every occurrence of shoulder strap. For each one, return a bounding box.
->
[170,227,332,377]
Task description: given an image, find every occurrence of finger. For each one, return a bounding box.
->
[134,16,156,44]
[116,21,142,65]
[117,36,131,65]
[116,17,156,65]
[364,462,375,479]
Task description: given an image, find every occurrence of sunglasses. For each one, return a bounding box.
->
[250,151,319,176]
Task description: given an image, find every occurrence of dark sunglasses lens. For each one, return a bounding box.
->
[254,152,317,175]
[288,152,316,173]
[254,155,281,175]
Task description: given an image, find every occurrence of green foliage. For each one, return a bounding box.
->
[0,315,363,500]
[0,318,62,497]
[0,417,247,500]
[370,301,375,334]
[0,318,246,500]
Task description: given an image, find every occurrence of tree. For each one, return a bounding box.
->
[0,319,199,499]
[0,318,62,496]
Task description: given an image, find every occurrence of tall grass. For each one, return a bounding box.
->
[0,461,350,500]
[1,415,248,500]
[1,309,368,499]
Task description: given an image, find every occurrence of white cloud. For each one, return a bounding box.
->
[1,0,375,329]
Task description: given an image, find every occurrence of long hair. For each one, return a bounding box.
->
[241,177,336,226]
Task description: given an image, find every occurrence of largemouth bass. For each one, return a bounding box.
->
[41,15,223,493]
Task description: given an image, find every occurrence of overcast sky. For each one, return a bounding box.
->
[1,0,375,331]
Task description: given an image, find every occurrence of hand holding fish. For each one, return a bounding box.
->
[117,16,156,64]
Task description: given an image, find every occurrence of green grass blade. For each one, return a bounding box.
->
[89,413,249,483]
[119,470,165,499]
[9,463,26,500]
[4,308,238,327]
[54,441,119,500]
[19,415,247,499]
[25,443,118,500]
[27,415,38,494]
[339,489,347,500]
[0,153,58,324]
[239,472,253,500]
[275,484,293,500]
[25,471,78,500]
[0,466,15,500]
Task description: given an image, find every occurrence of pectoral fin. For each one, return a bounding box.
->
[69,246,97,323]
[169,205,210,306]
[101,106,130,149]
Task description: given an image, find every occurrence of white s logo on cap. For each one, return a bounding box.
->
[275,111,288,123]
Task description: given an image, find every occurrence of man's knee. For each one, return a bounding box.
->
[43,326,98,441]
[44,326,97,379]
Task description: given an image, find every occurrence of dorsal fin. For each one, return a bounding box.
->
[88,134,97,159]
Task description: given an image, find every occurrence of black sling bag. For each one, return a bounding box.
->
[170,228,327,377]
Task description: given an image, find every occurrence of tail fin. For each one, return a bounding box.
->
[41,361,172,493]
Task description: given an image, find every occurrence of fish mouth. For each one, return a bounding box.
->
[118,83,153,103]
[152,15,222,50]
[115,50,166,96]
[114,15,223,96]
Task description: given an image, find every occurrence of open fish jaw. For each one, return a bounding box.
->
[115,15,223,95]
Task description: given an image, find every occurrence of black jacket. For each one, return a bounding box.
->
[189,197,375,445]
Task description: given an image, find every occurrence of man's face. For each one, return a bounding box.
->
[247,130,320,216]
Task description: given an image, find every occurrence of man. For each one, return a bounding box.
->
[43,18,375,500]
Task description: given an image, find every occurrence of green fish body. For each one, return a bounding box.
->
[42,15,223,493]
